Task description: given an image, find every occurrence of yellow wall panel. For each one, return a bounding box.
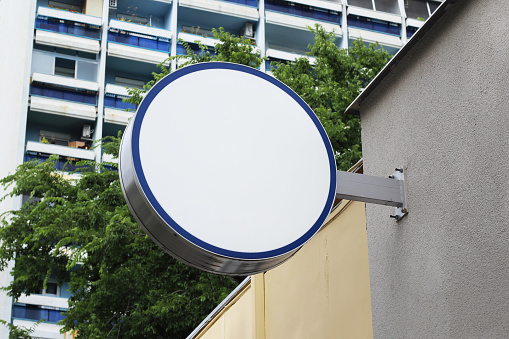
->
[264,200,372,339]
[192,199,372,339]
[198,316,224,339]
[85,0,103,17]
[224,287,254,339]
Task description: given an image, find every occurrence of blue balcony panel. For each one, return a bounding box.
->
[36,17,101,39]
[13,304,66,324]
[222,0,258,7]
[108,30,170,52]
[407,26,418,39]
[24,153,91,172]
[104,95,137,111]
[31,85,97,105]
[347,15,400,36]
[265,0,340,24]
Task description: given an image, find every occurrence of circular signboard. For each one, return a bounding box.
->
[119,62,336,276]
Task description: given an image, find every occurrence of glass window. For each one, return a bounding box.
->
[48,0,82,13]
[43,282,59,295]
[428,1,440,14]
[32,49,55,75]
[405,0,429,20]
[182,25,215,38]
[115,76,145,89]
[348,0,374,10]
[54,57,76,77]
[77,60,98,82]
[117,13,148,25]
[40,130,71,146]
[374,0,400,14]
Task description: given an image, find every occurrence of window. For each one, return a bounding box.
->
[40,130,71,146]
[348,0,374,10]
[13,304,66,323]
[40,282,60,296]
[54,57,76,77]
[117,13,148,25]
[48,0,82,13]
[405,0,429,20]
[115,76,145,89]
[32,47,98,82]
[182,25,215,38]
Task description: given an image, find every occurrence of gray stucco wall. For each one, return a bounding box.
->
[358,0,509,337]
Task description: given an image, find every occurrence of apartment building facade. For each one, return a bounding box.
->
[0,0,441,337]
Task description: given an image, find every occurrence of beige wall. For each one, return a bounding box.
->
[194,199,372,339]
[85,0,103,17]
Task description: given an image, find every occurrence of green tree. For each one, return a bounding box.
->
[0,26,388,338]
[0,28,262,339]
[271,25,390,170]
[0,150,241,339]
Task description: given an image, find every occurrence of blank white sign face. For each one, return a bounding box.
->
[126,62,336,263]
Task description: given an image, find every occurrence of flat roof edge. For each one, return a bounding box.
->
[345,0,457,115]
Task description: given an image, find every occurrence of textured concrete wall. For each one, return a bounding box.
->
[359,0,509,337]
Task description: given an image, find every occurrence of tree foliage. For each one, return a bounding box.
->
[272,25,390,170]
[0,26,389,338]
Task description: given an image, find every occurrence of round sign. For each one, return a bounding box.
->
[119,62,336,275]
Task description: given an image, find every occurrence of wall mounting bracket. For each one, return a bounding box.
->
[335,167,407,220]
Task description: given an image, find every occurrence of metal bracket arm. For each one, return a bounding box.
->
[335,168,407,220]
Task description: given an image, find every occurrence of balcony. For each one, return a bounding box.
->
[13,304,66,324]
[102,152,118,164]
[35,6,101,53]
[32,72,98,92]
[30,73,98,119]
[266,48,315,64]
[26,141,95,161]
[265,0,342,24]
[348,27,401,48]
[13,319,67,338]
[30,95,96,120]
[179,32,220,48]
[347,5,401,25]
[265,0,341,34]
[17,294,68,310]
[347,12,402,49]
[104,84,136,126]
[179,0,259,20]
[107,20,171,65]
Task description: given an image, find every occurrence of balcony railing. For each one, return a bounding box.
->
[265,0,340,24]
[108,20,172,52]
[36,17,101,39]
[31,85,97,105]
[108,29,170,52]
[347,15,400,36]
[104,94,137,110]
[36,6,102,40]
[407,26,418,39]
[176,42,216,57]
[222,0,258,7]
[26,142,95,162]
[13,304,66,324]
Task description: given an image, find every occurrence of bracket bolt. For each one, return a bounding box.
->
[388,175,395,179]
[395,168,404,173]
[390,215,400,220]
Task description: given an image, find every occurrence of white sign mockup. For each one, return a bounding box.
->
[119,62,336,275]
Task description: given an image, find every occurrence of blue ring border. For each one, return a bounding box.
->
[132,62,337,260]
